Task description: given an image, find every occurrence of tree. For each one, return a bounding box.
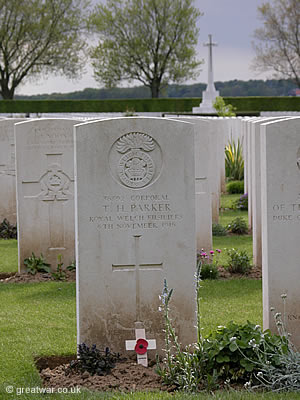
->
[0,0,89,99]
[252,0,300,87]
[89,0,202,98]
[213,96,236,116]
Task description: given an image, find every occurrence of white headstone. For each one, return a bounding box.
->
[170,117,212,252]
[75,117,196,355]
[15,118,81,272]
[0,118,27,223]
[261,117,300,347]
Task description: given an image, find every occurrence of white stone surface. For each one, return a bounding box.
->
[15,118,81,272]
[261,117,300,347]
[75,117,196,355]
[169,117,212,252]
[193,35,219,114]
[0,118,27,223]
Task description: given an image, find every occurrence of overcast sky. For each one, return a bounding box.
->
[18,0,270,96]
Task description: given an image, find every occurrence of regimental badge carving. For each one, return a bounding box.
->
[109,132,162,189]
[39,164,73,201]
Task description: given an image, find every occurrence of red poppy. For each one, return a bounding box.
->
[134,338,148,355]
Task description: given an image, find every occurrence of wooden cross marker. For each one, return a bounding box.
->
[125,322,156,367]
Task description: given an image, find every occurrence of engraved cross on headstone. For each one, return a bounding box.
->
[22,153,73,252]
[112,235,163,322]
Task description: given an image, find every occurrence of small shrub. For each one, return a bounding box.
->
[226,248,252,274]
[199,263,219,280]
[0,218,17,239]
[212,223,227,236]
[226,180,244,194]
[24,253,51,275]
[225,139,244,181]
[234,193,248,210]
[227,217,248,235]
[68,343,120,376]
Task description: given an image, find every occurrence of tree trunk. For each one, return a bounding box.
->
[150,81,160,98]
[0,84,15,99]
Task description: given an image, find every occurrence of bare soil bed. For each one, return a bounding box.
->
[36,355,172,393]
[0,265,261,284]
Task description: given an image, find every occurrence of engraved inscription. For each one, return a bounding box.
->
[39,164,73,201]
[109,132,162,189]
[89,193,183,230]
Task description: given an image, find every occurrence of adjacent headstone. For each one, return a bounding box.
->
[261,117,300,348]
[75,117,196,355]
[0,118,27,223]
[170,117,212,252]
[15,118,81,272]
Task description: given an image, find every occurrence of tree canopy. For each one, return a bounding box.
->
[89,0,202,98]
[252,0,300,87]
[0,0,89,99]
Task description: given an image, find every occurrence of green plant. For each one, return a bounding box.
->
[51,254,66,281]
[197,250,221,280]
[225,139,244,181]
[67,343,120,376]
[23,252,51,275]
[213,96,236,116]
[226,248,252,274]
[226,180,244,194]
[227,217,248,235]
[234,193,248,210]
[0,218,17,239]
[212,223,227,236]
[67,260,76,271]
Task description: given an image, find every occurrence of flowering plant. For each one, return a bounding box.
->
[197,249,222,280]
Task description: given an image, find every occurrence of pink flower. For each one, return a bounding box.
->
[216,249,221,253]
[200,252,207,257]
[210,250,214,255]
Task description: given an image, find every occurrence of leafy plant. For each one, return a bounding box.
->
[226,248,252,274]
[234,193,248,210]
[226,180,244,194]
[67,260,76,272]
[157,270,298,393]
[0,218,17,239]
[213,96,236,116]
[227,217,248,235]
[24,253,51,275]
[51,254,66,281]
[212,223,227,236]
[68,343,120,376]
[225,139,244,181]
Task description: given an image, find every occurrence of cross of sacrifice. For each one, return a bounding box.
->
[112,234,162,366]
[204,34,218,87]
[125,322,156,367]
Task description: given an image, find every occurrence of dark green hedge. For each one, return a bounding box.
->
[0,96,299,113]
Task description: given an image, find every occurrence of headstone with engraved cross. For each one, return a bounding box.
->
[0,118,27,224]
[15,118,81,272]
[75,117,196,356]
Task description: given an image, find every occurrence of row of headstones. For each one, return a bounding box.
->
[0,116,238,355]
[2,116,299,351]
[244,116,300,348]
[0,116,243,264]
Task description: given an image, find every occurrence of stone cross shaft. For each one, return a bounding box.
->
[204,34,218,91]
[125,324,156,367]
[112,235,163,322]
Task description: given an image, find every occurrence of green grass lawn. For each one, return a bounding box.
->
[0,239,18,273]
